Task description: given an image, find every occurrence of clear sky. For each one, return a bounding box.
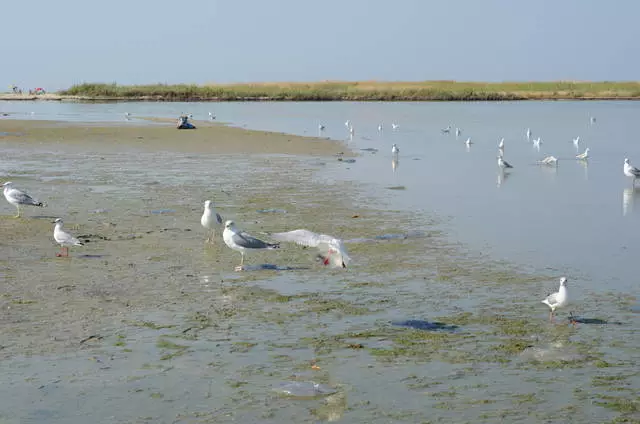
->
[2,0,638,91]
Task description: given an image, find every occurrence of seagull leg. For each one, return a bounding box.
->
[235,253,245,272]
[14,205,21,218]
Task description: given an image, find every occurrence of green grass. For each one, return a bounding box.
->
[58,81,640,101]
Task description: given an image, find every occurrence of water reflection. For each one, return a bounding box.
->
[577,159,588,180]
[622,187,640,216]
[497,170,511,188]
[311,391,347,422]
[391,157,399,173]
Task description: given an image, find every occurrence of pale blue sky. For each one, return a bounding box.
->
[2,0,638,91]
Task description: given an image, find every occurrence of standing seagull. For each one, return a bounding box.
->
[465,138,473,146]
[53,218,83,257]
[576,148,590,160]
[318,124,325,131]
[541,277,569,322]
[533,137,542,150]
[209,112,216,120]
[441,126,451,134]
[201,200,223,244]
[223,220,280,271]
[377,124,383,132]
[455,127,462,138]
[624,158,640,184]
[270,229,351,268]
[498,155,513,169]
[2,182,46,218]
[391,123,399,130]
[391,143,400,155]
[526,128,532,140]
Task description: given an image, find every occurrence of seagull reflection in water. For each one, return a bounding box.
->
[392,157,399,172]
[623,187,640,216]
[497,170,511,188]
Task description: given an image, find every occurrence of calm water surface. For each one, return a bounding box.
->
[3,100,639,292]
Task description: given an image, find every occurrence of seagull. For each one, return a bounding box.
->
[377,124,383,132]
[498,138,505,150]
[624,158,640,184]
[391,143,400,154]
[349,126,354,135]
[541,277,569,322]
[590,116,596,124]
[533,137,542,147]
[498,155,513,169]
[344,120,351,128]
[209,112,216,120]
[441,126,451,134]
[270,229,350,268]
[538,155,558,165]
[201,200,223,244]
[318,124,325,131]
[392,123,399,130]
[223,220,280,271]
[124,112,131,120]
[465,138,473,146]
[53,218,83,257]
[573,136,580,147]
[526,128,532,140]
[2,181,46,218]
[576,148,590,160]
[455,127,461,137]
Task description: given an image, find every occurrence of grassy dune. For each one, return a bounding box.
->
[59,81,640,101]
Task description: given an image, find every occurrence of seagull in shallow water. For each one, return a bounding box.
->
[124,112,131,120]
[541,277,569,322]
[344,120,351,128]
[53,218,83,257]
[538,155,558,165]
[533,137,542,147]
[624,158,640,184]
[498,155,513,169]
[392,123,399,130]
[455,127,461,137]
[576,148,590,160]
[391,143,400,154]
[209,112,216,120]
[270,229,350,268]
[318,124,325,131]
[498,138,505,150]
[2,181,46,218]
[526,128,532,140]
[465,138,473,146]
[201,200,223,244]
[441,126,451,134]
[590,116,596,124]
[223,220,280,271]
[378,124,383,132]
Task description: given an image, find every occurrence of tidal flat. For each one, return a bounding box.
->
[0,119,638,423]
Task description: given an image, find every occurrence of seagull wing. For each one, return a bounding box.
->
[7,188,40,206]
[543,291,559,305]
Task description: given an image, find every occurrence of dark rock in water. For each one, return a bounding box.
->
[150,209,176,214]
[273,381,337,398]
[392,320,459,332]
[256,208,287,214]
[337,158,356,163]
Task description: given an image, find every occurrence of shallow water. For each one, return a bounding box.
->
[1,103,639,423]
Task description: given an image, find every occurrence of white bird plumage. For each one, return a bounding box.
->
[526,128,532,140]
[576,148,590,160]
[498,138,505,150]
[391,143,399,154]
[541,277,569,321]
[53,218,83,257]
[573,136,580,147]
[391,123,399,130]
[498,155,513,169]
[465,138,473,146]
[2,181,46,218]
[441,126,451,134]
[270,229,350,268]
[223,220,280,271]
[455,127,461,137]
[538,155,558,165]
[624,158,640,184]
[201,200,223,244]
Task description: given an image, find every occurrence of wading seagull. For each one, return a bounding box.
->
[318,124,325,131]
[392,123,399,130]
[270,229,350,268]
[624,158,640,184]
[378,124,383,132]
[498,138,505,150]
[576,148,590,160]
[201,200,223,244]
[391,143,400,154]
[441,126,451,134]
[124,112,131,120]
[223,220,280,271]
[53,218,83,257]
[209,112,216,120]
[533,137,542,147]
[538,155,558,165]
[465,138,473,146]
[455,127,461,137]
[526,128,532,140]
[2,181,46,218]
[541,277,569,322]
[498,155,513,169]
[344,120,351,128]
[590,116,596,124]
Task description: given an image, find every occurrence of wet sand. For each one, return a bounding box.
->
[1,120,637,423]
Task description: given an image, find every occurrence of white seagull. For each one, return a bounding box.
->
[2,181,46,218]
[533,137,542,147]
[538,155,558,165]
[455,127,461,137]
[498,155,513,169]
[541,277,569,321]
[392,123,399,130]
[270,229,350,268]
[209,112,216,120]
[391,143,400,154]
[318,124,325,131]
[344,120,351,128]
[124,112,131,120]
[201,200,223,244]
[526,128,532,140]
[576,148,590,160]
[378,124,383,132]
[498,138,505,150]
[441,126,451,134]
[573,136,580,147]
[624,158,640,184]
[53,218,83,257]
[465,138,473,146]
[590,116,596,124]
[223,220,280,271]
